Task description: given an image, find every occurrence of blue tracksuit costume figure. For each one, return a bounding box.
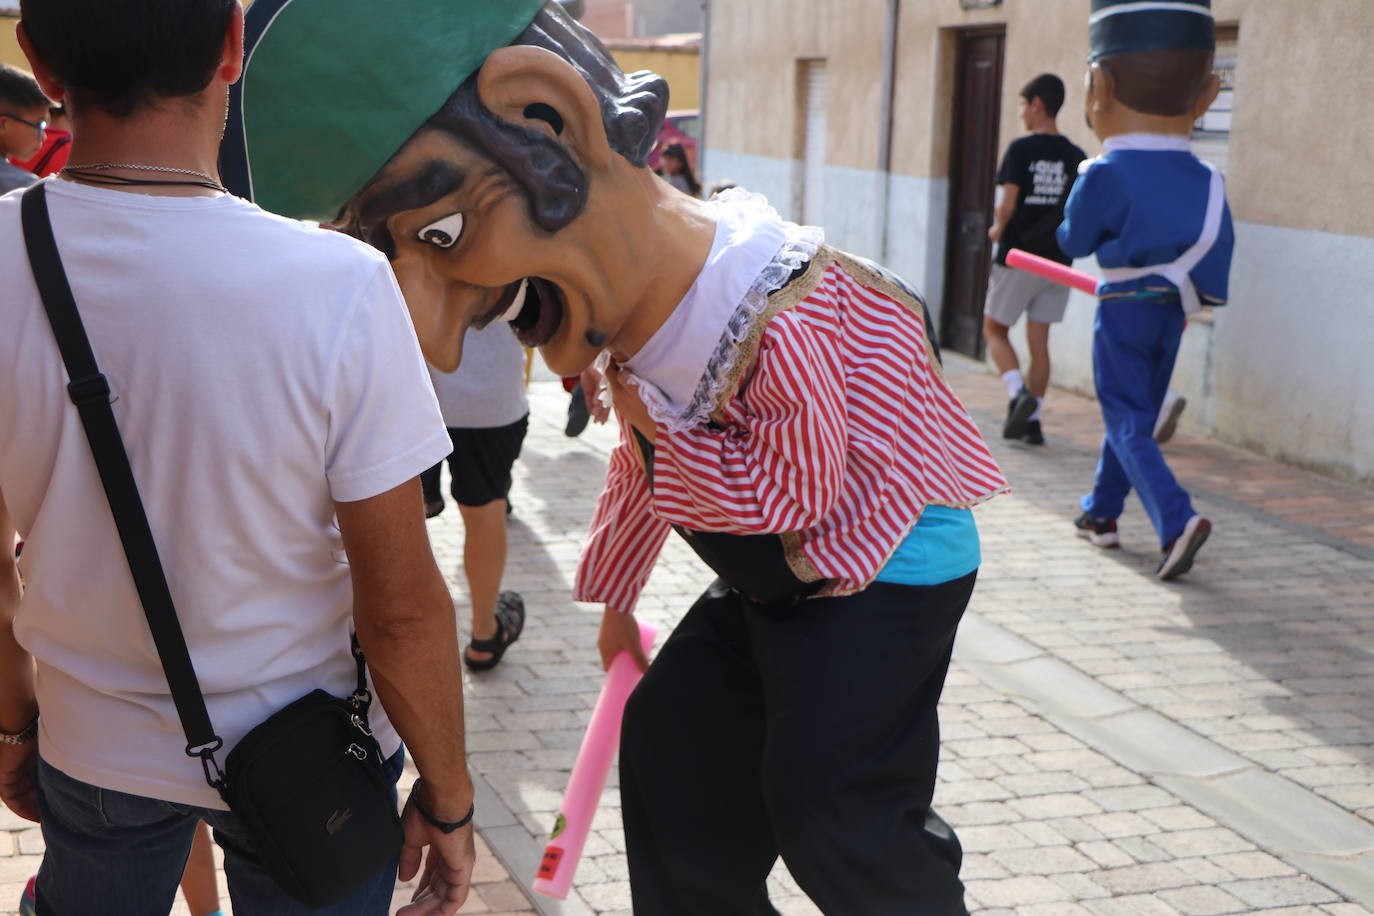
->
[1062,0,1234,579]
[1058,136,1233,546]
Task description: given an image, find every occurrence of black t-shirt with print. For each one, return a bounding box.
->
[995,133,1087,266]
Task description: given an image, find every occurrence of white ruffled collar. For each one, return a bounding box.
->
[621,190,823,433]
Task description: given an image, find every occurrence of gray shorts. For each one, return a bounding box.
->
[984,263,1071,326]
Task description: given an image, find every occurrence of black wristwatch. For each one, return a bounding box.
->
[409,778,475,833]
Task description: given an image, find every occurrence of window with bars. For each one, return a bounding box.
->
[1192,23,1238,174]
[794,59,828,226]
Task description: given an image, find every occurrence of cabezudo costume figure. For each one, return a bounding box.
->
[223,3,1007,912]
[1059,0,1234,580]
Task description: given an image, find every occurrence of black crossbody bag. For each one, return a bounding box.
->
[21,183,403,909]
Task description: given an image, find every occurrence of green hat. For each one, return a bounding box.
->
[222,0,546,220]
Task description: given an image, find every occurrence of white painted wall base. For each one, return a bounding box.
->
[699,150,795,222]
[1008,222,1374,487]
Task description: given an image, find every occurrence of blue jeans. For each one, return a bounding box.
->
[34,748,404,915]
[1080,298,1195,547]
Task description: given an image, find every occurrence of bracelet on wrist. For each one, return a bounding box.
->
[409,777,474,833]
[0,715,38,746]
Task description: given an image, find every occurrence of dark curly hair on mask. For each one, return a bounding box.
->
[424,2,669,233]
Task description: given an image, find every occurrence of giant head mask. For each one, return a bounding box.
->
[223,0,688,374]
[1082,0,1221,143]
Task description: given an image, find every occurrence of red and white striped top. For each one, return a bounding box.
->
[574,250,1008,612]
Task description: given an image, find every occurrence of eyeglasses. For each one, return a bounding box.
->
[0,114,49,138]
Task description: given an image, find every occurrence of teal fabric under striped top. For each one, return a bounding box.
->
[874,505,980,586]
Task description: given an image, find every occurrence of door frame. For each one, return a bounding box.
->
[940,25,1005,359]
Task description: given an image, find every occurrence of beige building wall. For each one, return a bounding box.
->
[707,0,1369,235]
[1222,0,1373,237]
[705,0,1374,485]
[706,0,886,171]
[584,0,633,40]
[0,14,26,71]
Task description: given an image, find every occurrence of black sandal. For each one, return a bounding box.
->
[464,591,526,671]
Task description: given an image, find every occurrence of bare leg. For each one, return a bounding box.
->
[179,822,221,916]
[459,499,509,663]
[1025,320,1052,398]
[983,317,1019,377]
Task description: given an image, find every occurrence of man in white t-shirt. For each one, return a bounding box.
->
[0,3,477,914]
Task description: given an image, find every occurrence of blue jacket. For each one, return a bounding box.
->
[1058,135,1233,306]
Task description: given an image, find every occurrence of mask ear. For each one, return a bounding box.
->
[1191,71,1222,121]
[1086,62,1116,128]
[477,45,614,172]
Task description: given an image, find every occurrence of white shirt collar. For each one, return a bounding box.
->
[622,192,796,420]
[1103,133,1193,154]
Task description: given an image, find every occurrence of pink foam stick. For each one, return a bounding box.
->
[532,620,657,900]
[1006,247,1100,296]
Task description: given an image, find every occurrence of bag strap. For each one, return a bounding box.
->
[20,183,227,787]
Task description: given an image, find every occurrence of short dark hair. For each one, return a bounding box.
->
[1020,73,1066,117]
[1098,49,1214,117]
[0,64,50,113]
[18,0,235,118]
[424,2,668,231]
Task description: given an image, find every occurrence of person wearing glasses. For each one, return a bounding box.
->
[0,64,50,194]
[10,103,73,179]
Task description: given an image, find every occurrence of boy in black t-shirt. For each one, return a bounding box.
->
[985,73,1086,445]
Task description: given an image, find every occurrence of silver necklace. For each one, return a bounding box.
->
[62,162,220,184]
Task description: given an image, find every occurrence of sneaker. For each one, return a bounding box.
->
[565,385,590,438]
[1154,392,1187,444]
[1003,387,1036,440]
[1157,515,1211,580]
[1074,511,1120,548]
[1020,419,1044,446]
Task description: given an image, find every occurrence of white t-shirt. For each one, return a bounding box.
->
[428,322,528,429]
[0,179,451,809]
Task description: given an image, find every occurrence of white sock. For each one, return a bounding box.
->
[1002,369,1024,398]
[1029,397,1043,422]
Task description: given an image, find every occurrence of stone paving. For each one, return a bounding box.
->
[0,781,534,916]
[4,354,1374,915]
[443,360,1374,916]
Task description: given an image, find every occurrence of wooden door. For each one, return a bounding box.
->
[941,28,1005,358]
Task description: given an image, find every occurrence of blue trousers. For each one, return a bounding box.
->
[1080,298,1194,548]
[34,749,404,915]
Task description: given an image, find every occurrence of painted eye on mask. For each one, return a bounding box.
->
[417,212,465,249]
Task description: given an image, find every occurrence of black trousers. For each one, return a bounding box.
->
[620,573,976,916]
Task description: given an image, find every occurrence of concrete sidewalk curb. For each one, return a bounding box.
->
[954,610,1374,905]
[473,766,595,916]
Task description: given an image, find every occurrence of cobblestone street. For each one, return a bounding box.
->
[3,356,1373,915]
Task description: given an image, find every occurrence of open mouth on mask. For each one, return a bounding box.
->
[499,278,565,348]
